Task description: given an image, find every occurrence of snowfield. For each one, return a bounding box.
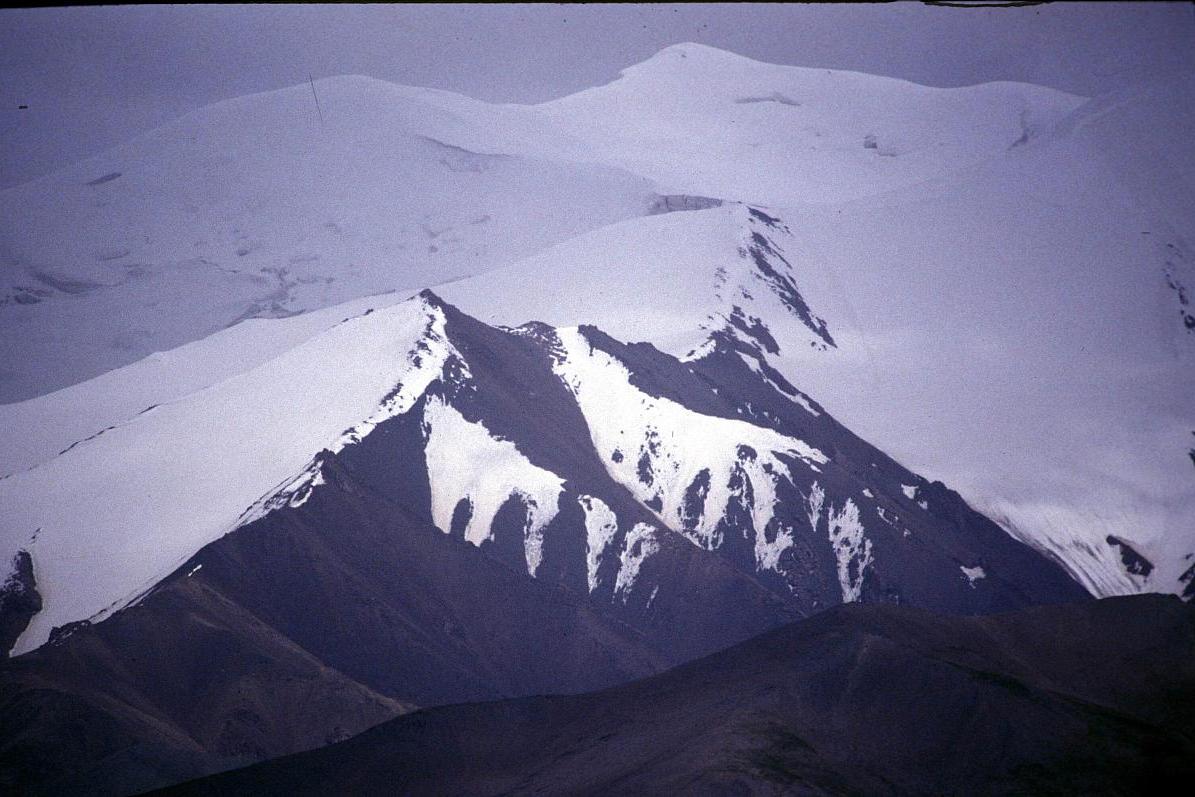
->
[0,75,654,402]
[423,395,565,576]
[534,43,1087,205]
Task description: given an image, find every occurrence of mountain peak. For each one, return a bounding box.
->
[643,41,756,64]
[415,288,450,311]
[617,42,783,82]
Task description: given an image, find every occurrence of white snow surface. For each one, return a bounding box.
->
[535,43,1086,206]
[807,482,873,602]
[615,523,661,600]
[1,43,1075,403]
[0,294,452,655]
[767,86,1195,595]
[0,292,406,477]
[824,497,873,603]
[422,395,565,576]
[0,75,654,402]
[960,565,986,587]
[579,495,620,593]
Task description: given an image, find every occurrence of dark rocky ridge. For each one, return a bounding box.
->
[1106,534,1155,578]
[0,551,40,658]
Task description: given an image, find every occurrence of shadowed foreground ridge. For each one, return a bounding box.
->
[161,594,1195,796]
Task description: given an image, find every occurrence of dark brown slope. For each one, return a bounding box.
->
[161,595,1195,797]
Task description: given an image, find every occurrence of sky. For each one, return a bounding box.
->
[1,2,1193,188]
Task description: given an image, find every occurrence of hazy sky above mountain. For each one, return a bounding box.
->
[1,2,1193,188]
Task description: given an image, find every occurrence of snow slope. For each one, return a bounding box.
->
[0,291,406,477]
[438,203,846,360]
[423,395,565,576]
[0,294,452,655]
[552,325,827,557]
[0,44,1084,403]
[761,82,1195,597]
[533,43,1086,205]
[0,75,653,402]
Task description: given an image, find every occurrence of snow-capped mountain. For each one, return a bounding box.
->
[0,203,1086,657]
[0,273,1085,791]
[429,44,1195,599]
[0,42,1191,794]
[5,43,1184,598]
